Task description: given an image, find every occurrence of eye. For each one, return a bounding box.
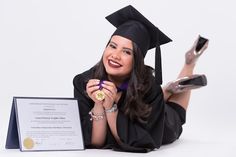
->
[123,50,132,55]
[109,43,116,49]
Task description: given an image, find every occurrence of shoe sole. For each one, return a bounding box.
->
[179,75,207,86]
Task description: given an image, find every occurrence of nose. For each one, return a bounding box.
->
[111,49,121,60]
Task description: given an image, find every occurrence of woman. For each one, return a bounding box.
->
[73,5,208,152]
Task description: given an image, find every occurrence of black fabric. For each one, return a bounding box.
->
[105,5,172,55]
[73,67,186,152]
[105,5,172,85]
[162,101,186,144]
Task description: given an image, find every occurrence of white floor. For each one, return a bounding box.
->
[1,109,235,157]
[0,136,235,157]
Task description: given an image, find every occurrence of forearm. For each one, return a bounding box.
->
[91,104,107,147]
[106,110,121,144]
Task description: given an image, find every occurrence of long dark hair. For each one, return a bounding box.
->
[92,40,154,123]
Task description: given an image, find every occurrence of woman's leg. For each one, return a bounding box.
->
[162,36,209,110]
[164,63,195,110]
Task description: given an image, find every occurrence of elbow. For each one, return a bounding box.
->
[91,136,105,148]
[91,141,104,148]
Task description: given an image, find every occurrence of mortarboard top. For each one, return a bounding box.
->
[106,5,172,84]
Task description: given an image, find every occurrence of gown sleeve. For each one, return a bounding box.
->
[115,81,185,152]
[73,69,94,148]
[115,83,166,153]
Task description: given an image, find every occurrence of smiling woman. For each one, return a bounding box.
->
[73,5,209,152]
[103,35,134,80]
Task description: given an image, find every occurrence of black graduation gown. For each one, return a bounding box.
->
[73,67,186,153]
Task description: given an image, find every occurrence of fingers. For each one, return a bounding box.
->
[87,79,100,88]
[101,81,118,109]
[86,79,100,97]
[86,79,117,102]
[102,81,117,98]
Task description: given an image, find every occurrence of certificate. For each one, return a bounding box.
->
[5,97,84,151]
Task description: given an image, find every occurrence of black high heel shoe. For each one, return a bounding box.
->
[185,35,209,65]
[165,74,207,94]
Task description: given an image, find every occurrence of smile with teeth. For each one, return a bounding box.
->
[108,59,122,68]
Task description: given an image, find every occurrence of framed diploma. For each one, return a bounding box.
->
[5,97,84,151]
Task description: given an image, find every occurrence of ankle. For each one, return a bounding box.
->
[185,62,195,68]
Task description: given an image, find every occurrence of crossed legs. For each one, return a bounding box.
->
[163,64,195,110]
[162,36,209,110]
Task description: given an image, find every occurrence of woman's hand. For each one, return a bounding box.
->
[100,81,118,110]
[86,79,104,105]
[86,79,119,109]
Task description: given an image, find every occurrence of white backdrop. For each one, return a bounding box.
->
[0,0,236,156]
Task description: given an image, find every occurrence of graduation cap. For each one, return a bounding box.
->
[106,5,172,84]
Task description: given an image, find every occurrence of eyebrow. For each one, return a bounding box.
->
[110,41,133,52]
